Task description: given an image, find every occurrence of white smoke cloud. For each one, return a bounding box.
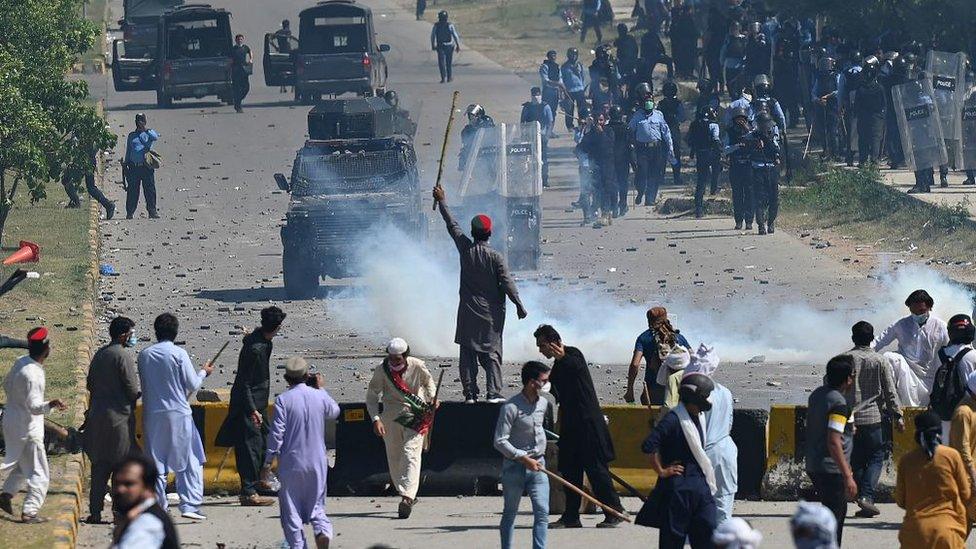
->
[331,227,975,365]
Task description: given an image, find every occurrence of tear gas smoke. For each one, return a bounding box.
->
[332,230,974,366]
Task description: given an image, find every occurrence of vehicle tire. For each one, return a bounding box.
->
[283,242,319,299]
[156,91,172,108]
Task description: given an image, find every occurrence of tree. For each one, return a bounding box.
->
[0,0,116,246]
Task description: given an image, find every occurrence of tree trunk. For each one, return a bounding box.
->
[0,170,16,250]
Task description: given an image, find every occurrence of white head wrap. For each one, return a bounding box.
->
[712,517,763,548]
[687,343,719,377]
[791,501,838,549]
[656,347,691,385]
[386,337,409,356]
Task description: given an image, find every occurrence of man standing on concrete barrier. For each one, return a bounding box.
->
[138,313,213,520]
[266,357,340,549]
[433,185,528,404]
[366,338,437,519]
[494,360,551,549]
[840,321,902,519]
[215,306,287,507]
[0,327,66,523]
[534,324,624,528]
[805,355,857,546]
[84,316,141,524]
[874,289,949,405]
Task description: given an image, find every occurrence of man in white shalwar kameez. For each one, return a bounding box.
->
[366,338,438,519]
[685,343,738,525]
[0,328,66,522]
[873,290,948,406]
[137,313,213,520]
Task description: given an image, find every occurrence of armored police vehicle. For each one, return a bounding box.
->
[117,0,185,60]
[274,95,423,298]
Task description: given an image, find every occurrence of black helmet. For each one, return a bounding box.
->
[662,80,678,98]
[949,314,976,345]
[818,56,836,72]
[730,106,749,121]
[383,90,399,107]
[678,373,715,411]
[634,81,653,99]
[567,47,579,60]
[608,105,623,123]
[437,10,448,22]
[700,105,718,122]
[753,74,771,96]
[465,103,485,120]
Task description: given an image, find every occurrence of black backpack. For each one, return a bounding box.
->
[930,347,972,421]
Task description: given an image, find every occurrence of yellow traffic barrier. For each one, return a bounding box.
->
[603,405,659,494]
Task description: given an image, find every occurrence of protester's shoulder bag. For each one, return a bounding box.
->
[929,347,972,421]
[145,149,162,170]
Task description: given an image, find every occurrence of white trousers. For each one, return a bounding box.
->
[154,459,203,514]
[382,421,425,499]
[884,352,929,407]
[1,439,49,516]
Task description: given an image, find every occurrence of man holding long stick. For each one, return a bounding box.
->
[534,324,625,528]
[366,338,438,519]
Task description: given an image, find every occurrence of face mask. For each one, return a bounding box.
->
[742,92,753,102]
[644,100,655,111]
[539,381,551,394]
[912,312,930,325]
[531,95,542,104]
[126,332,138,347]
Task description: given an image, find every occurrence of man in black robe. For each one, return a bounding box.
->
[534,324,625,528]
[215,306,286,505]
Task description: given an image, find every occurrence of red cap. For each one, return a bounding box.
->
[27,327,48,342]
[471,214,492,233]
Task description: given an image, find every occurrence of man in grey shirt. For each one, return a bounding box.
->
[434,185,527,404]
[494,361,550,549]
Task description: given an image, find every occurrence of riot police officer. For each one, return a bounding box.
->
[748,112,782,235]
[724,107,753,230]
[853,56,886,166]
[811,56,841,159]
[521,87,554,188]
[608,106,632,216]
[657,81,685,186]
[458,104,495,171]
[430,11,461,83]
[627,84,676,206]
[881,53,909,169]
[686,106,722,218]
[561,48,588,131]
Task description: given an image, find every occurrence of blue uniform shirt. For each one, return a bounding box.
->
[124,129,159,165]
[627,108,675,160]
[561,61,586,93]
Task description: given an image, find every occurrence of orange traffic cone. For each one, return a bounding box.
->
[2,241,40,265]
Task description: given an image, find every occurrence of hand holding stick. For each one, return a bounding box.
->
[541,467,631,522]
[433,90,460,211]
[423,369,447,452]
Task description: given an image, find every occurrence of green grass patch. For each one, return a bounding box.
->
[780,164,976,263]
[81,0,111,65]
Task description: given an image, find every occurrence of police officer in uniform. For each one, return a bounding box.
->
[854,56,886,166]
[561,48,588,131]
[881,54,910,169]
[539,50,563,131]
[686,106,722,218]
[430,11,461,83]
[627,84,676,206]
[613,23,639,82]
[657,81,685,187]
[811,56,841,160]
[748,112,782,235]
[608,106,632,217]
[724,107,754,230]
[458,104,495,172]
[839,49,863,166]
[521,87,554,188]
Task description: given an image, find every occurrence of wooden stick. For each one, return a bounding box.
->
[213,447,233,483]
[210,341,231,365]
[543,429,646,502]
[432,90,461,211]
[541,467,631,522]
[422,369,447,452]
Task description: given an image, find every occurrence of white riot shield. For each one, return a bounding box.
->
[501,122,543,198]
[959,78,976,170]
[456,125,502,201]
[893,79,948,171]
[925,50,966,142]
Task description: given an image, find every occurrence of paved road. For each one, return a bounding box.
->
[76,495,929,548]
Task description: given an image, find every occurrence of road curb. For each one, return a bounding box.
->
[49,101,104,549]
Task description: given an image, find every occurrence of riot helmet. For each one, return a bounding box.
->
[678,373,715,412]
[818,56,836,73]
[437,10,448,22]
[730,106,750,121]
[748,21,762,36]
[567,47,579,62]
[617,23,628,36]
[465,104,485,123]
[902,53,919,79]
[700,105,718,122]
[546,49,557,61]
[753,74,772,98]
[608,105,623,123]
[383,90,399,107]
[861,55,880,79]
[662,80,678,98]
[634,81,653,100]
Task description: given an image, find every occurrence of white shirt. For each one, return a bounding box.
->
[112,498,165,549]
[874,315,949,383]
[942,343,976,388]
[2,356,50,446]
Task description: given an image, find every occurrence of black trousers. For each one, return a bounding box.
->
[558,448,622,523]
[233,72,250,109]
[436,45,454,81]
[125,165,157,217]
[728,161,753,224]
[234,417,267,496]
[842,107,856,163]
[415,0,426,19]
[614,156,631,213]
[63,171,112,210]
[89,460,113,517]
[694,150,721,215]
[564,90,587,130]
[808,471,847,546]
[752,165,779,227]
[857,115,884,165]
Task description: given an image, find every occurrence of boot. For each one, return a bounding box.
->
[767,222,775,234]
[734,220,743,230]
[745,222,753,230]
[758,224,767,235]
[940,174,949,187]
[907,186,928,194]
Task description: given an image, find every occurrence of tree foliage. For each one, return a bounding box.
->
[766,0,976,54]
[0,0,116,243]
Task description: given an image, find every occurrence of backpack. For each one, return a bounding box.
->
[930,347,972,421]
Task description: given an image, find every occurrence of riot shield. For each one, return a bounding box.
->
[892,79,948,171]
[500,122,543,271]
[958,77,976,170]
[925,50,967,142]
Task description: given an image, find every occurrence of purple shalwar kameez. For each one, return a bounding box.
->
[266,383,341,548]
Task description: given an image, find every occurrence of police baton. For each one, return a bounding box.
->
[432,90,460,211]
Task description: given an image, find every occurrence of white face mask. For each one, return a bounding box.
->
[531,95,542,104]
[126,332,138,347]
[539,381,551,394]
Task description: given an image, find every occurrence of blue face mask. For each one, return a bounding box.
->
[126,332,138,347]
